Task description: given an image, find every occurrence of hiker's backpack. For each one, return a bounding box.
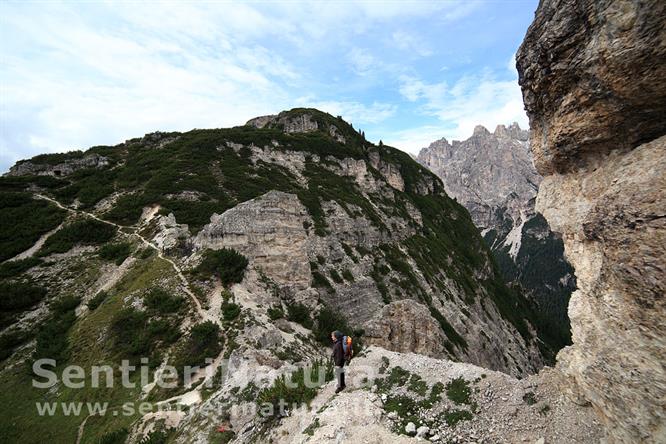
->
[342,335,353,363]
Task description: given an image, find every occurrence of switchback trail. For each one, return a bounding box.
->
[35,194,206,319]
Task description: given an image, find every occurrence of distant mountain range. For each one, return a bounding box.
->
[417,123,575,357]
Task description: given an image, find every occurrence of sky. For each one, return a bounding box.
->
[0,0,538,173]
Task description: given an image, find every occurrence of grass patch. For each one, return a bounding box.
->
[443,409,473,427]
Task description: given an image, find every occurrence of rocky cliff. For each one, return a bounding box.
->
[0,108,544,442]
[417,125,575,356]
[517,0,666,442]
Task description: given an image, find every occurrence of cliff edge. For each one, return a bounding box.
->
[517,0,666,442]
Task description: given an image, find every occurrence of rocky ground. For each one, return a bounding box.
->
[267,347,602,444]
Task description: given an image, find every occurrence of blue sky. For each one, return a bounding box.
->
[0,0,538,173]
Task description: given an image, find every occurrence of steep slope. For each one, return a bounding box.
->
[0,108,543,442]
[517,1,666,442]
[417,124,575,356]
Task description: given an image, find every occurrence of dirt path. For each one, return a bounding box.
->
[5,222,65,262]
[35,194,231,441]
[34,194,206,319]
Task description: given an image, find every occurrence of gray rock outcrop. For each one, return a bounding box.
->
[6,153,109,177]
[517,0,666,441]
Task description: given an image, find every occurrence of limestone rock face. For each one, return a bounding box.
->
[364,300,447,358]
[517,1,666,441]
[517,0,666,175]
[6,153,109,177]
[195,191,312,289]
[417,123,536,235]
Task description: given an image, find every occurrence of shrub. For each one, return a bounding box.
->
[287,303,312,329]
[329,269,343,284]
[341,269,354,282]
[446,377,472,405]
[110,307,179,361]
[98,242,132,265]
[256,359,333,419]
[87,291,108,311]
[311,271,332,290]
[0,329,31,361]
[222,302,241,321]
[174,321,223,369]
[194,248,248,286]
[99,428,129,444]
[144,288,184,314]
[0,257,43,279]
[0,281,47,311]
[0,192,66,262]
[523,391,537,405]
[267,306,284,320]
[39,218,116,256]
[33,296,81,363]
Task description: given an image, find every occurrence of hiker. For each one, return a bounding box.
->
[331,330,347,393]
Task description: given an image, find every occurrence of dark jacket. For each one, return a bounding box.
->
[332,332,345,367]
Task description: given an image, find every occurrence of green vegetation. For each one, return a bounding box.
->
[173,321,223,369]
[446,377,472,405]
[194,248,248,286]
[222,302,241,321]
[87,291,108,311]
[99,428,129,444]
[444,409,473,426]
[98,242,132,265]
[39,218,116,256]
[341,269,354,282]
[0,281,47,312]
[523,391,537,405]
[267,306,284,320]
[407,373,428,396]
[329,269,343,284]
[33,296,81,364]
[144,288,184,314]
[303,417,321,436]
[287,303,312,329]
[0,257,43,279]
[311,271,332,290]
[110,307,179,363]
[256,359,333,420]
[0,192,66,261]
[0,328,32,361]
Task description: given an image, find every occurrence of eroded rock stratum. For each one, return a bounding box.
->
[517,0,666,441]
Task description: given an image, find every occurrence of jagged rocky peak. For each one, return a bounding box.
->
[517,0,665,441]
[417,122,540,231]
[494,122,528,141]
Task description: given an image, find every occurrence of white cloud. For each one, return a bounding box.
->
[295,98,397,125]
[396,70,528,149]
[392,30,433,57]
